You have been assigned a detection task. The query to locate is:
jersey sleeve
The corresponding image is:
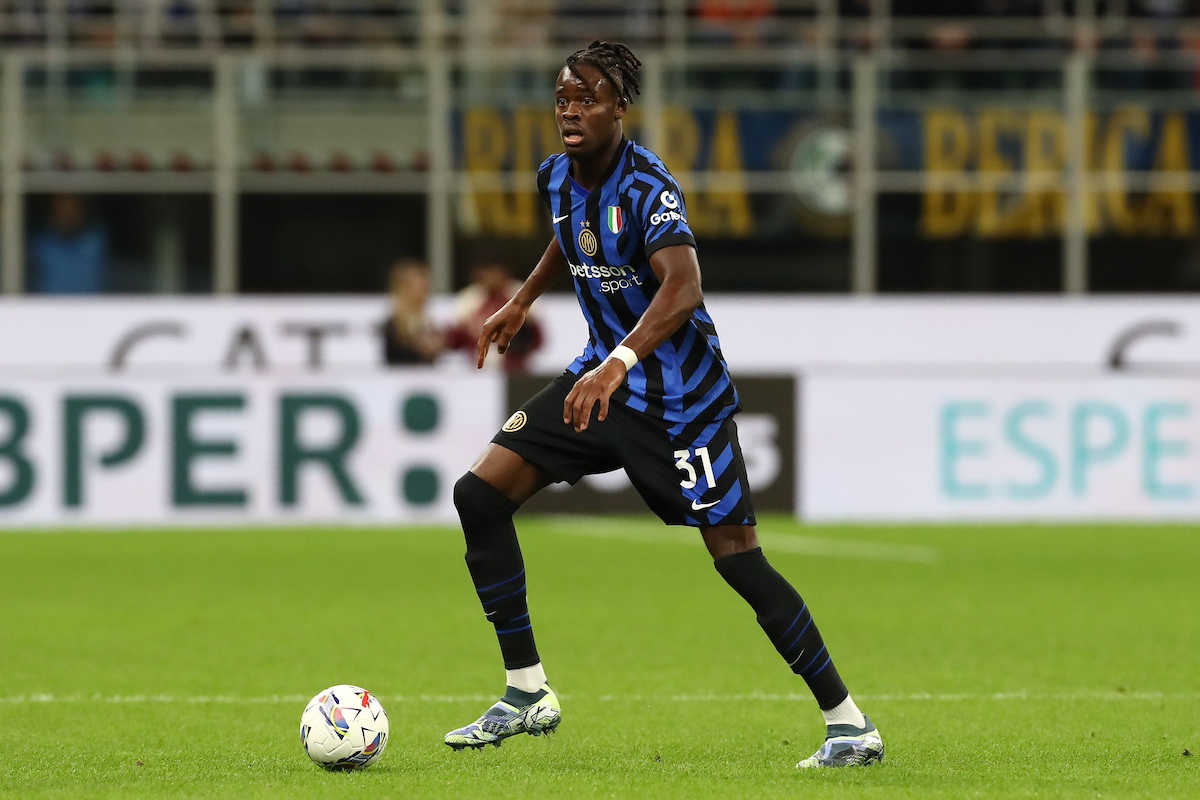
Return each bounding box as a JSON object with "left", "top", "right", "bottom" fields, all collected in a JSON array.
[
  {"left": 537, "top": 155, "right": 557, "bottom": 212},
  {"left": 639, "top": 167, "right": 696, "bottom": 258}
]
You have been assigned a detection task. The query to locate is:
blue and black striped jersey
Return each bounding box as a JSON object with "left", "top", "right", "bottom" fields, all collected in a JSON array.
[{"left": 538, "top": 137, "right": 740, "bottom": 429}]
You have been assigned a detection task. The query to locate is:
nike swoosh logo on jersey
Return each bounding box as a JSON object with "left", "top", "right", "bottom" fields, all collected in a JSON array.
[
  {"left": 552, "top": 213, "right": 570, "bottom": 224},
  {"left": 691, "top": 499, "right": 720, "bottom": 511}
]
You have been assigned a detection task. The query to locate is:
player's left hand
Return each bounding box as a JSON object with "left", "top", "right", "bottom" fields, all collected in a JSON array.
[{"left": 563, "top": 359, "right": 626, "bottom": 433}]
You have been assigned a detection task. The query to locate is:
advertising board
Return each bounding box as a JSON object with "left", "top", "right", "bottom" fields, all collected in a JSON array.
[
  {"left": 803, "top": 374, "right": 1200, "bottom": 521},
  {"left": 7, "top": 296, "right": 1200, "bottom": 376},
  {"left": 0, "top": 373, "right": 501, "bottom": 527},
  {"left": 9, "top": 297, "right": 1200, "bottom": 524}
]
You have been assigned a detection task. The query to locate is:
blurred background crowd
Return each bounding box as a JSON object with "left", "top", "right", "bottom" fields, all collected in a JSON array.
[
  {"left": 4, "top": 1, "right": 1200, "bottom": 302},
  {"left": 2, "top": 2, "right": 1198, "bottom": 56}
]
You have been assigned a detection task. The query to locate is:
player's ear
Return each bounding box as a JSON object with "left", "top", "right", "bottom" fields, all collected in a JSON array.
[{"left": 614, "top": 98, "right": 627, "bottom": 120}]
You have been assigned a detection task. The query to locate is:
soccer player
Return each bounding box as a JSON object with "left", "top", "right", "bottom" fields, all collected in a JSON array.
[{"left": 444, "top": 40, "right": 884, "bottom": 769}]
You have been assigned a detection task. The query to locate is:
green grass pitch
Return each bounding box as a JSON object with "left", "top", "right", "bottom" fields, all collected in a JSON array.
[{"left": 1, "top": 516, "right": 1196, "bottom": 799}]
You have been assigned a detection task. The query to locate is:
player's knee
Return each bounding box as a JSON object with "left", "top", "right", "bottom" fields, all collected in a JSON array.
[
  {"left": 702, "top": 525, "right": 760, "bottom": 561},
  {"left": 454, "top": 471, "right": 516, "bottom": 526},
  {"left": 452, "top": 472, "right": 489, "bottom": 520}
]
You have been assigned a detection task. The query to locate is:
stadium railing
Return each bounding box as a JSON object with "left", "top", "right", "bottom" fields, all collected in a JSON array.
[
  {"left": 3, "top": 1, "right": 1200, "bottom": 295},
  {"left": 4, "top": 1, "right": 1200, "bottom": 53}
]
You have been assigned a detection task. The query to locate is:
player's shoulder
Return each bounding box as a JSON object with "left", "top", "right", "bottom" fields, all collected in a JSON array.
[
  {"left": 620, "top": 140, "right": 680, "bottom": 193},
  {"left": 537, "top": 153, "right": 564, "bottom": 200},
  {"left": 628, "top": 142, "right": 676, "bottom": 176}
]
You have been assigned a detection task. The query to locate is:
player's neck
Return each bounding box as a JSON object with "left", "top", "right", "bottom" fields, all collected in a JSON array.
[{"left": 569, "top": 130, "right": 625, "bottom": 192}]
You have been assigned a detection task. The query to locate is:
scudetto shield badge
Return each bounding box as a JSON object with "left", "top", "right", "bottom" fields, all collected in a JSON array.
[{"left": 607, "top": 206, "right": 624, "bottom": 234}]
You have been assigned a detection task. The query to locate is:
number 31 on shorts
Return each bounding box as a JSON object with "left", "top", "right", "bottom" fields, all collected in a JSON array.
[{"left": 674, "top": 447, "right": 716, "bottom": 490}]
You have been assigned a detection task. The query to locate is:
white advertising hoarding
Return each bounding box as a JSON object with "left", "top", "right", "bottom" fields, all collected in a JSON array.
[
  {"left": 0, "top": 373, "right": 502, "bottom": 527},
  {"left": 803, "top": 374, "right": 1200, "bottom": 521},
  {"left": 3, "top": 296, "right": 1199, "bottom": 373},
  {"left": 8, "top": 296, "right": 1200, "bottom": 524},
  {"left": 0, "top": 298, "right": 411, "bottom": 372}
]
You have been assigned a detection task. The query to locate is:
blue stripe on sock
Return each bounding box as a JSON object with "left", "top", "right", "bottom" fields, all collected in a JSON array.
[
  {"left": 496, "top": 624, "right": 532, "bottom": 635},
  {"left": 807, "top": 655, "right": 833, "bottom": 680},
  {"left": 800, "top": 645, "right": 828, "bottom": 675},
  {"left": 476, "top": 568, "right": 525, "bottom": 594},
  {"left": 482, "top": 583, "right": 527, "bottom": 607},
  {"left": 776, "top": 603, "right": 808, "bottom": 642},
  {"left": 782, "top": 616, "right": 814, "bottom": 656}
]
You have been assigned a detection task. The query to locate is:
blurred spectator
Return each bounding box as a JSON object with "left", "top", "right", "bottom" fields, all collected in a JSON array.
[
  {"left": 892, "top": 0, "right": 1031, "bottom": 90},
  {"left": 505, "top": 0, "right": 557, "bottom": 50},
  {"left": 894, "top": 0, "right": 976, "bottom": 55},
  {"left": 445, "top": 255, "right": 543, "bottom": 373},
  {"left": 974, "top": 0, "right": 1055, "bottom": 90},
  {"left": 557, "top": 0, "right": 662, "bottom": 46},
  {"left": 1100, "top": 0, "right": 1198, "bottom": 91},
  {"left": 0, "top": 1, "right": 47, "bottom": 47},
  {"left": 693, "top": 0, "right": 776, "bottom": 48},
  {"left": 689, "top": 0, "right": 781, "bottom": 89},
  {"left": 383, "top": 259, "right": 444, "bottom": 365},
  {"left": 838, "top": 0, "right": 875, "bottom": 50},
  {"left": 455, "top": 0, "right": 556, "bottom": 99},
  {"left": 219, "top": 0, "right": 259, "bottom": 47},
  {"left": 28, "top": 193, "right": 108, "bottom": 294},
  {"left": 157, "top": 0, "right": 217, "bottom": 48}
]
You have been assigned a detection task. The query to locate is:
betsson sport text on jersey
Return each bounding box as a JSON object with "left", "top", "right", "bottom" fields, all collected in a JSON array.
[{"left": 567, "top": 262, "right": 645, "bottom": 294}]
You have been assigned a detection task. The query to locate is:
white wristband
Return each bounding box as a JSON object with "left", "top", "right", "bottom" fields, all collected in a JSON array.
[{"left": 607, "top": 345, "right": 639, "bottom": 371}]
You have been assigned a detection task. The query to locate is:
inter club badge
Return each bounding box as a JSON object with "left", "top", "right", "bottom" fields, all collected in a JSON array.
[{"left": 578, "top": 226, "right": 598, "bottom": 256}]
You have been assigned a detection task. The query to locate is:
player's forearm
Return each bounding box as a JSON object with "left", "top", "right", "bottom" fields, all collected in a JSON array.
[
  {"left": 512, "top": 238, "right": 568, "bottom": 309},
  {"left": 617, "top": 273, "right": 703, "bottom": 360}
]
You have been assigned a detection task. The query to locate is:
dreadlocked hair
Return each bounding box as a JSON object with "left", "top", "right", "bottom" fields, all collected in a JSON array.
[{"left": 566, "top": 40, "right": 642, "bottom": 105}]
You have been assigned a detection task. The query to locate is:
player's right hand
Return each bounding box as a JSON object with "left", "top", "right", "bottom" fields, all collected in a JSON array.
[
  {"left": 476, "top": 300, "right": 528, "bottom": 368},
  {"left": 563, "top": 358, "right": 626, "bottom": 433}
]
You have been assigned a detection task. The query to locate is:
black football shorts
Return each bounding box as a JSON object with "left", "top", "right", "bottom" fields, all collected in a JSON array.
[{"left": 491, "top": 372, "right": 756, "bottom": 528}]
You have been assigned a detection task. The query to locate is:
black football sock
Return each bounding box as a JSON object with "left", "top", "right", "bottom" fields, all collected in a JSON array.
[
  {"left": 453, "top": 472, "right": 540, "bottom": 670},
  {"left": 714, "top": 547, "right": 849, "bottom": 710}
]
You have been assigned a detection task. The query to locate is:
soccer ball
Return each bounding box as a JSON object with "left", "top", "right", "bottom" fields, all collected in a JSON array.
[{"left": 300, "top": 685, "right": 389, "bottom": 770}]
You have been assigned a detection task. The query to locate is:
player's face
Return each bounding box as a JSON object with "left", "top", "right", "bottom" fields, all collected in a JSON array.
[{"left": 554, "top": 64, "right": 625, "bottom": 160}]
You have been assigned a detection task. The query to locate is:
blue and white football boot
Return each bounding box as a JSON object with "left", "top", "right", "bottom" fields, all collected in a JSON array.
[
  {"left": 444, "top": 684, "right": 561, "bottom": 750},
  {"left": 796, "top": 716, "right": 884, "bottom": 768}
]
